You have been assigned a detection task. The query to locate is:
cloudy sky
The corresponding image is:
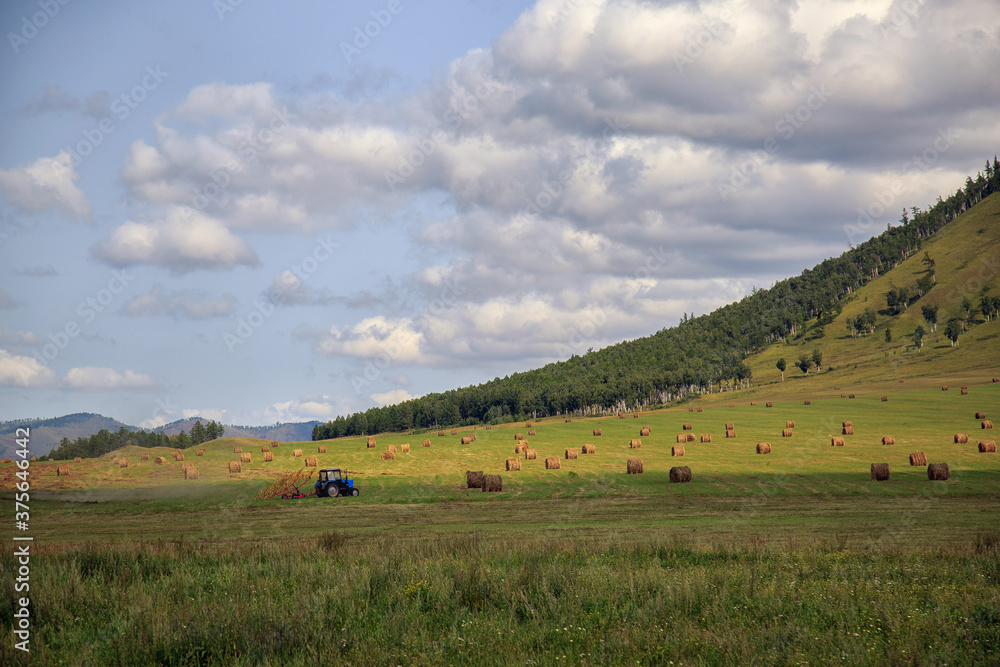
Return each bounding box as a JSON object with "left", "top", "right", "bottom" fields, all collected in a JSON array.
[{"left": 1, "top": 0, "right": 998, "bottom": 428}]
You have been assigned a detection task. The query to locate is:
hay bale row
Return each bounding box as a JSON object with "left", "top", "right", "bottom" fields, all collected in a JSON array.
[
  {"left": 582, "top": 443, "right": 596, "bottom": 454},
  {"left": 565, "top": 448, "right": 578, "bottom": 459},
  {"left": 871, "top": 463, "right": 890, "bottom": 481},
  {"left": 185, "top": 466, "right": 199, "bottom": 480},
  {"left": 482, "top": 475, "right": 502, "bottom": 492},
  {"left": 928, "top": 462, "right": 950, "bottom": 480},
  {"left": 672, "top": 445, "right": 684, "bottom": 457},
  {"left": 979, "top": 441, "right": 997, "bottom": 453},
  {"left": 954, "top": 434, "right": 969, "bottom": 444},
  {"left": 506, "top": 458, "right": 521, "bottom": 471},
  {"left": 229, "top": 461, "right": 241, "bottom": 473},
  {"left": 831, "top": 437, "right": 845, "bottom": 447},
  {"left": 882, "top": 435, "right": 895, "bottom": 445},
  {"left": 700, "top": 433, "right": 711, "bottom": 443},
  {"left": 305, "top": 455, "right": 318, "bottom": 467},
  {"left": 318, "top": 445, "right": 327, "bottom": 453},
  {"left": 593, "top": 428, "right": 602, "bottom": 436},
  {"left": 782, "top": 428, "right": 792, "bottom": 437},
  {"left": 756, "top": 442, "right": 771, "bottom": 455},
  {"left": 843, "top": 426, "right": 855, "bottom": 435},
  {"left": 630, "top": 439, "right": 641, "bottom": 449},
  {"left": 669, "top": 465, "right": 691, "bottom": 483},
  {"left": 545, "top": 457, "right": 560, "bottom": 469},
  {"left": 381, "top": 450, "right": 395, "bottom": 461},
  {"left": 466, "top": 470, "right": 484, "bottom": 489},
  {"left": 240, "top": 452, "right": 251, "bottom": 463},
  {"left": 627, "top": 458, "right": 644, "bottom": 474},
  {"left": 909, "top": 451, "right": 926, "bottom": 466},
  {"left": 983, "top": 421, "right": 994, "bottom": 429},
  {"left": 725, "top": 429, "right": 736, "bottom": 438},
  {"left": 525, "top": 448, "right": 537, "bottom": 460},
  {"left": 264, "top": 452, "right": 274, "bottom": 462}
]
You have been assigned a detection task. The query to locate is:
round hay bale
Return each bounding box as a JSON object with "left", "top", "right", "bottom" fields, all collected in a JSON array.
[
  {"left": 461, "top": 436, "right": 473, "bottom": 445},
  {"left": 682, "top": 423, "right": 692, "bottom": 431},
  {"left": 640, "top": 427, "right": 651, "bottom": 436},
  {"left": 725, "top": 422, "right": 734, "bottom": 430},
  {"left": 750, "top": 402, "right": 757, "bottom": 406},
  {"left": 305, "top": 455, "right": 318, "bottom": 467},
  {"left": 983, "top": 421, "right": 994, "bottom": 429},
  {"left": 196, "top": 450, "right": 205, "bottom": 457},
  {"left": 756, "top": 442, "right": 771, "bottom": 454},
  {"left": 843, "top": 426, "right": 855, "bottom": 435},
  {"left": 870, "top": 463, "right": 890, "bottom": 481},
  {"left": 515, "top": 433, "right": 524, "bottom": 441},
  {"left": 634, "top": 413, "right": 640, "bottom": 418},
  {"left": 848, "top": 394, "right": 856, "bottom": 399},
  {"left": 909, "top": 451, "right": 926, "bottom": 466},
  {"left": 730, "top": 403, "right": 735, "bottom": 407},
  {"left": 401, "top": 443, "right": 410, "bottom": 453},
  {"left": 368, "top": 436, "right": 377, "bottom": 447},
  {"left": 525, "top": 448, "right": 537, "bottom": 460},
  {"left": 831, "top": 437, "right": 845, "bottom": 447},
  {"left": 482, "top": 474, "right": 503, "bottom": 492},
  {"left": 438, "top": 431, "right": 445, "bottom": 437},
  {"left": 387, "top": 444, "right": 397, "bottom": 454},
  {"left": 565, "top": 417, "right": 572, "bottom": 422},
  {"left": 525, "top": 422, "right": 532, "bottom": 427},
  {"left": 881, "top": 396, "right": 888, "bottom": 402},
  {"left": 471, "top": 434, "right": 477, "bottom": 442},
  {"left": 766, "top": 402, "right": 773, "bottom": 408},
  {"left": 834, "top": 385, "right": 840, "bottom": 390},
  {"left": 234, "top": 446, "right": 242, "bottom": 454},
  {"left": 803, "top": 400, "right": 811, "bottom": 406},
  {"left": 630, "top": 439, "right": 641, "bottom": 449},
  {"left": 422, "top": 439, "right": 431, "bottom": 447},
  {"left": 174, "top": 453, "right": 185, "bottom": 461},
  {"left": 671, "top": 445, "right": 684, "bottom": 457},
  {"left": 154, "top": 457, "right": 166, "bottom": 465},
  {"left": 366, "top": 441, "right": 375, "bottom": 449},
  {"left": 582, "top": 443, "right": 596, "bottom": 454},
  {"left": 592, "top": 428, "right": 602, "bottom": 436},
  {"left": 841, "top": 393, "right": 847, "bottom": 398},
  {"left": 506, "top": 457, "right": 522, "bottom": 471},
  {"left": 927, "top": 462, "right": 950, "bottom": 481},
  {"left": 229, "top": 461, "right": 241, "bottom": 474},
  {"left": 619, "top": 412, "right": 627, "bottom": 419},
  {"left": 687, "top": 407, "right": 694, "bottom": 412},
  {"left": 57, "top": 466, "right": 70, "bottom": 476},
  {"left": 241, "top": 452, "right": 251, "bottom": 463},
  {"left": 975, "top": 412, "right": 986, "bottom": 419},
  {"left": 318, "top": 445, "right": 327, "bottom": 453},
  {"left": 514, "top": 442, "right": 527, "bottom": 454},
  {"left": 261, "top": 445, "right": 270, "bottom": 452},
  {"left": 528, "top": 429, "right": 536, "bottom": 436},
  {"left": 544, "top": 456, "right": 560, "bottom": 470},
  {"left": 961, "top": 388, "right": 968, "bottom": 395},
  {"left": 696, "top": 407, "right": 704, "bottom": 413},
  {"left": 565, "top": 448, "right": 578, "bottom": 459},
  {"left": 978, "top": 441, "right": 997, "bottom": 453},
  {"left": 676, "top": 434, "right": 686, "bottom": 443},
  {"left": 782, "top": 429, "right": 792, "bottom": 438},
  {"left": 686, "top": 433, "right": 695, "bottom": 442},
  {"left": 466, "top": 470, "right": 485, "bottom": 488},
  {"left": 293, "top": 448, "right": 304, "bottom": 457},
  {"left": 785, "top": 421, "right": 795, "bottom": 428},
  {"left": 263, "top": 452, "right": 274, "bottom": 462},
  {"left": 380, "top": 450, "right": 395, "bottom": 461},
  {"left": 843, "top": 421, "right": 853, "bottom": 427},
  {"left": 668, "top": 465, "right": 691, "bottom": 483},
  {"left": 75, "top": 456, "right": 83, "bottom": 463},
  {"left": 941, "top": 386, "right": 948, "bottom": 391},
  {"left": 882, "top": 435, "right": 895, "bottom": 445},
  {"left": 451, "top": 429, "right": 458, "bottom": 436},
  {"left": 271, "top": 441, "right": 279, "bottom": 447},
  {"left": 994, "top": 377, "right": 1000, "bottom": 383},
  {"left": 486, "top": 424, "right": 492, "bottom": 429},
  {"left": 627, "top": 458, "right": 644, "bottom": 474},
  {"left": 700, "top": 433, "right": 711, "bottom": 443},
  {"left": 185, "top": 467, "right": 200, "bottom": 480},
  {"left": 30, "top": 457, "right": 36, "bottom": 462},
  {"left": 725, "top": 429, "right": 736, "bottom": 438},
  {"left": 954, "top": 434, "right": 969, "bottom": 444}
]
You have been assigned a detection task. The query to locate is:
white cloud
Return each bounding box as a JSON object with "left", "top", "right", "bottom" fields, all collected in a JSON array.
[
  {"left": 121, "top": 284, "right": 235, "bottom": 319},
  {"left": 91, "top": 206, "right": 258, "bottom": 272},
  {"left": 315, "top": 316, "right": 425, "bottom": 364},
  {"left": 0, "top": 349, "right": 57, "bottom": 387},
  {"left": 265, "top": 396, "right": 340, "bottom": 422},
  {"left": 64, "top": 367, "right": 155, "bottom": 391},
  {"left": 370, "top": 389, "right": 416, "bottom": 406},
  {"left": 0, "top": 151, "right": 92, "bottom": 220}
]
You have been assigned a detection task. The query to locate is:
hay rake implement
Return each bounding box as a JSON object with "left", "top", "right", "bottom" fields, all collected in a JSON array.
[{"left": 256, "top": 469, "right": 315, "bottom": 500}]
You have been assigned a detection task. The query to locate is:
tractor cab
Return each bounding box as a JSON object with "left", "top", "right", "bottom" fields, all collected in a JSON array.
[{"left": 316, "top": 468, "right": 358, "bottom": 498}]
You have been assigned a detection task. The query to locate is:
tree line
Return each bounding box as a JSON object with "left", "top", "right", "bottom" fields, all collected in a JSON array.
[{"left": 48, "top": 420, "right": 225, "bottom": 460}]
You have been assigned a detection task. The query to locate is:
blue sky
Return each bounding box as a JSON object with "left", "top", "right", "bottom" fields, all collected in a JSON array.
[{"left": 1, "top": 0, "right": 998, "bottom": 428}]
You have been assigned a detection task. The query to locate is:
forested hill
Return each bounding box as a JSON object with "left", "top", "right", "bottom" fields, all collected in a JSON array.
[{"left": 313, "top": 158, "right": 1000, "bottom": 439}]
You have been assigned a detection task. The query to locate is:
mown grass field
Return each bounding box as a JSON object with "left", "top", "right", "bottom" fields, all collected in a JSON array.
[{"left": 4, "top": 380, "right": 1000, "bottom": 665}]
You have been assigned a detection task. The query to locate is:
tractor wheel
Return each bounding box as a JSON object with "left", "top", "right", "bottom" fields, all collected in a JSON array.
[
  {"left": 351, "top": 488, "right": 359, "bottom": 496},
  {"left": 326, "top": 483, "right": 339, "bottom": 498}
]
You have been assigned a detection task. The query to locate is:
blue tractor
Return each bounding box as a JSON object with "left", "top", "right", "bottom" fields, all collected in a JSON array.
[{"left": 316, "top": 468, "right": 359, "bottom": 497}]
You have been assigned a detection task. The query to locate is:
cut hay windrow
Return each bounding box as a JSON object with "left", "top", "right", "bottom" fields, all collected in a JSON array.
[
  {"left": 756, "top": 442, "right": 771, "bottom": 455},
  {"left": 593, "top": 428, "right": 602, "bottom": 436},
  {"left": 57, "top": 466, "right": 70, "bottom": 476},
  {"left": 785, "top": 421, "right": 795, "bottom": 428},
  {"left": 461, "top": 436, "right": 474, "bottom": 445},
  {"left": 582, "top": 443, "right": 596, "bottom": 454},
  {"left": 700, "top": 433, "right": 711, "bottom": 443},
  {"left": 725, "top": 429, "right": 736, "bottom": 438},
  {"left": 682, "top": 423, "right": 692, "bottom": 430},
  {"left": 978, "top": 441, "right": 997, "bottom": 453},
  {"left": 928, "top": 462, "right": 950, "bottom": 481},
  {"left": 881, "top": 396, "right": 888, "bottom": 402},
  {"left": 630, "top": 439, "right": 641, "bottom": 449},
  {"left": 318, "top": 445, "right": 327, "bottom": 453},
  {"left": 506, "top": 457, "right": 522, "bottom": 471},
  {"left": 669, "top": 466, "right": 691, "bottom": 483},
  {"left": 954, "top": 434, "right": 969, "bottom": 444},
  {"left": 565, "top": 448, "right": 578, "bottom": 459},
  {"left": 528, "top": 429, "right": 536, "bottom": 436},
  {"left": 843, "top": 426, "right": 855, "bottom": 435},
  {"left": 626, "top": 458, "right": 644, "bottom": 474},
  {"left": 515, "top": 442, "right": 527, "bottom": 454},
  {"left": 843, "top": 421, "right": 853, "bottom": 427},
  {"left": 482, "top": 474, "right": 503, "bottom": 493},
  {"left": 831, "top": 437, "right": 845, "bottom": 447},
  {"left": 305, "top": 455, "right": 318, "bottom": 467},
  {"left": 983, "top": 421, "right": 994, "bottom": 429},
  {"left": 766, "top": 402, "right": 773, "bottom": 408},
  {"left": 686, "top": 433, "right": 695, "bottom": 442},
  {"left": 240, "top": 453, "right": 251, "bottom": 463},
  {"left": 154, "top": 457, "right": 166, "bottom": 465},
  {"left": 185, "top": 467, "right": 199, "bottom": 480},
  {"left": 976, "top": 412, "right": 986, "bottom": 419},
  {"left": 118, "top": 458, "right": 129, "bottom": 468},
  {"left": 545, "top": 456, "right": 560, "bottom": 469},
  {"left": 640, "top": 427, "right": 651, "bottom": 436},
  {"left": 525, "top": 448, "right": 537, "bottom": 460},
  {"left": 422, "top": 439, "right": 431, "bottom": 447},
  {"left": 381, "top": 450, "right": 395, "bottom": 461},
  {"left": 672, "top": 445, "right": 684, "bottom": 457},
  {"left": 264, "top": 452, "right": 274, "bottom": 462},
  {"left": 75, "top": 456, "right": 83, "bottom": 463},
  {"left": 882, "top": 435, "right": 896, "bottom": 445},
  {"left": 387, "top": 444, "right": 397, "bottom": 454},
  {"left": 234, "top": 446, "right": 242, "bottom": 453},
  {"left": 401, "top": 443, "right": 410, "bottom": 453},
  {"left": 294, "top": 448, "right": 304, "bottom": 457},
  {"left": 870, "top": 463, "right": 890, "bottom": 481},
  {"left": 725, "top": 423, "right": 734, "bottom": 430},
  {"left": 909, "top": 451, "right": 927, "bottom": 466},
  {"left": 466, "top": 470, "right": 484, "bottom": 489},
  {"left": 515, "top": 433, "right": 524, "bottom": 441},
  {"left": 229, "top": 461, "right": 241, "bottom": 474},
  {"left": 782, "top": 429, "right": 792, "bottom": 437}
]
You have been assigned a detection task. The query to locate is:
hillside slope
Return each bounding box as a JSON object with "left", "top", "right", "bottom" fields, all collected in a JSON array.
[{"left": 0, "top": 413, "right": 135, "bottom": 459}]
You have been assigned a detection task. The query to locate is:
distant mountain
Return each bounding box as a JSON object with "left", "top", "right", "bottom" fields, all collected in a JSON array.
[
  {"left": 153, "top": 418, "right": 319, "bottom": 442},
  {"left": 0, "top": 413, "right": 136, "bottom": 459}
]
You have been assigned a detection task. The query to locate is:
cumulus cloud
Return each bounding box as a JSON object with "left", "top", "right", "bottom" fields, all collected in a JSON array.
[
  {"left": 0, "top": 349, "right": 57, "bottom": 387},
  {"left": 265, "top": 395, "right": 340, "bottom": 422},
  {"left": 313, "top": 316, "right": 425, "bottom": 364},
  {"left": 0, "top": 151, "right": 92, "bottom": 221},
  {"left": 91, "top": 206, "right": 258, "bottom": 272},
  {"left": 121, "top": 284, "right": 236, "bottom": 319},
  {"left": 63, "top": 367, "right": 155, "bottom": 391},
  {"left": 370, "top": 389, "right": 416, "bottom": 406}
]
